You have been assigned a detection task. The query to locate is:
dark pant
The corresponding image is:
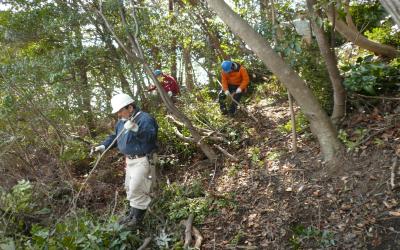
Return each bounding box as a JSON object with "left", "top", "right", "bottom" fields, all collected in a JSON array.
[{"left": 218, "top": 85, "right": 243, "bottom": 115}]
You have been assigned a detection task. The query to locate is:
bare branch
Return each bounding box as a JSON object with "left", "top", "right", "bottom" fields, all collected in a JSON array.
[
  {"left": 192, "top": 226, "right": 203, "bottom": 249},
  {"left": 214, "top": 144, "right": 239, "bottom": 162},
  {"left": 180, "top": 214, "right": 194, "bottom": 248},
  {"left": 137, "top": 237, "right": 152, "bottom": 250},
  {"left": 173, "top": 127, "right": 195, "bottom": 142}
]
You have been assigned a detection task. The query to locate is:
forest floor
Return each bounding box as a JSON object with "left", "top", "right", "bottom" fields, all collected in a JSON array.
[
  {"left": 170, "top": 96, "right": 400, "bottom": 249},
  {"left": 71, "top": 95, "right": 400, "bottom": 249}
]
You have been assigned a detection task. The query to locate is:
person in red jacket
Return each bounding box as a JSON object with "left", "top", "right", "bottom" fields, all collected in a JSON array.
[
  {"left": 219, "top": 60, "right": 249, "bottom": 116},
  {"left": 148, "top": 69, "right": 180, "bottom": 97}
]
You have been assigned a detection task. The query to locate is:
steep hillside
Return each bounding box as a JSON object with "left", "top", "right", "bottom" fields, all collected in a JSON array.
[{"left": 172, "top": 97, "right": 400, "bottom": 249}]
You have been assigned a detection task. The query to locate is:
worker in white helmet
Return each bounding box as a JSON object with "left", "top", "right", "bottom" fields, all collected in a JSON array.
[{"left": 91, "top": 93, "right": 158, "bottom": 228}]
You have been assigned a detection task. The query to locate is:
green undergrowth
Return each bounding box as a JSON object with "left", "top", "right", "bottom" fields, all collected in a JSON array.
[
  {"left": 0, "top": 180, "right": 143, "bottom": 249},
  {"left": 1, "top": 178, "right": 238, "bottom": 249},
  {"left": 152, "top": 180, "right": 237, "bottom": 225},
  {"left": 289, "top": 224, "right": 336, "bottom": 249}
]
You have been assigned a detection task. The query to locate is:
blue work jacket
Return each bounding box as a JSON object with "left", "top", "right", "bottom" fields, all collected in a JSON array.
[{"left": 102, "top": 110, "right": 158, "bottom": 156}]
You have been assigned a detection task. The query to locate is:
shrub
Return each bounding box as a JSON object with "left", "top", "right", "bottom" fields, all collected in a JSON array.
[{"left": 341, "top": 55, "right": 400, "bottom": 95}]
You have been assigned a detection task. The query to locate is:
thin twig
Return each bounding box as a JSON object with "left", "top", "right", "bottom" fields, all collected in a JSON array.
[
  {"left": 208, "top": 159, "right": 218, "bottom": 189},
  {"left": 352, "top": 93, "right": 400, "bottom": 101},
  {"left": 391, "top": 157, "right": 398, "bottom": 189},
  {"left": 109, "top": 190, "right": 119, "bottom": 221}
]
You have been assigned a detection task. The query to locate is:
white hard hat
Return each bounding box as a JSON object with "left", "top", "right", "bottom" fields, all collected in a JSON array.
[{"left": 110, "top": 93, "right": 134, "bottom": 114}]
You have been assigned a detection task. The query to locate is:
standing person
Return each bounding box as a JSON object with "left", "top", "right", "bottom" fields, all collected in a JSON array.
[
  {"left": 91, "top": 93, "right": 158, "bottom": 228},
  {"left": 219, "top": 60, "right": 250, "bottom": 116},
  {"left": 148, "top": 69, "right": 180, "bottom": 97}
]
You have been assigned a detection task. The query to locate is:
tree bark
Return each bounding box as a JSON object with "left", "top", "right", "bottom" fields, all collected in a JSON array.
[
  {"left": 326, "top": 7, "right": 400, "bottom": 58},
  {"left": 71, "top": 4, "right": 96, "bottom": 137},
  {"left": 176, "top": 0, "right": 228, "bottom": 61},
  {"left": 307, "top": 0, "right": 346, "bottom": 125},
  {"left": 380, "top": 0, "right": 400, "bottom": 26},
  {"left": 100, "top": 28, "right": 134, "bottom": 97},
  {"left": 183, "top": 45, "right": 195, "bottom": 91},
  {"left": 169, "top": 0, "right": 178, "bottom": 79},
  {"left": 206, "top": 0, "right": 342, "bottom": 162}
]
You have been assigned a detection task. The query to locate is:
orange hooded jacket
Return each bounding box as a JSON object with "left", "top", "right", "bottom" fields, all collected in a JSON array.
[{"left": 221, "top": 65, "right": 249, "bottom": 91}]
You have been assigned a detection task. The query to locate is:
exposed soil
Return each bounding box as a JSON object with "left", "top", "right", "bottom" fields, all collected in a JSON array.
[{"left": 192, "top": 98, "right": 400, "bottom": 249}]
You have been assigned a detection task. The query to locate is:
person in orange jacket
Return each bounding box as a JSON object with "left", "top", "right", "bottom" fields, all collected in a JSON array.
[{"left": 219, "top": 60, "right": 250, "bottom": 116}]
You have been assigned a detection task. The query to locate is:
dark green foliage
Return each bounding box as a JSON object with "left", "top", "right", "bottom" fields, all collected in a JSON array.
[
  {"left": 289, "top": 224, "right": 335, "bottom": 249},
  {"left": 155, "top": 110, "right": 197, "bottom": 159},
  {"left": 297, "top": 43, "right": 333, "bottom": 113},
  {"left": 29, "top": 215, "right": 141, "bottom": 249},
  {"left": 342, "top": 56, "right": 400, "bottom": 95},
  {"left": 349, "top": 1, "right": 386, "bottom": 33},
  {"left": 0, "top": 181, "right": 141, "bottom": 249},
  {"left": 154, "top": 181, "right": 212, "bottom": 224}
]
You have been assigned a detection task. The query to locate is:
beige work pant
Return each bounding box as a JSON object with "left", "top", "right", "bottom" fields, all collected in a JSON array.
[{"left": 125, "top": 156, "right": 154, "bottom": 210}]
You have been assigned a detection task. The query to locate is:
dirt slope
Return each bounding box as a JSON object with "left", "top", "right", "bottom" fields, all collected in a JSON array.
[{"left": 192, "top": 98, "right": 400, "bottom": 249}]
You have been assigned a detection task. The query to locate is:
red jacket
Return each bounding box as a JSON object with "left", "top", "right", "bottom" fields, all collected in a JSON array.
[
  {"left": 161, "top": 74, "right": 180, "bottom": 95},
  {"left": 148, "top": 74, "right": 180, "bottom": 95}
]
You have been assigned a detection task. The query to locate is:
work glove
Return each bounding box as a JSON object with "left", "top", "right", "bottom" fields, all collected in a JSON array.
[
  {"left": 235, "top": 88, "right": 242, "bottom": 94},
  {"left": 90, "top": 145, "right": 105, "bottom": 156},
  {"left": 167, "top": 91, "right": 173, "bottom": 97},
  {"left": 224, "top": 89, "right": 230, "bottom": 95},
  {"left": 124, "top": 120, "right": 139, "bottom": 133}
]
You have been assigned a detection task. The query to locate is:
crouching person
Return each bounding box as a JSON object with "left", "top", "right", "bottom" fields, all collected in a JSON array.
[
  {"left": 91, "top": 93, "right": 158, "bottom": 228},
  {"left": 219, "top": 60, "right": 250, "bottom": 116}
]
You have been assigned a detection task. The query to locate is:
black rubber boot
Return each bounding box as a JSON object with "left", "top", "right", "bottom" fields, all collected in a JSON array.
[
  {"left": 126, "top": 208, "right": 146, "bottom": 228},
  {"left": 218, "top": 91, "right": 228, "bottom": 115},
  {"left": 229, "top": 92, "right": 242, "bottom": 115},
  {"left": 119, "top": 207, "right": 135, "bottom": 225}
]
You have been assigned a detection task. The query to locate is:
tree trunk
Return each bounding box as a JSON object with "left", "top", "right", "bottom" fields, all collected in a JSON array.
[
  {"left": 71, "top": 13, "right": 96, "bottom": 136},
  {"left": 288, "top": 93, "right": 297, "bottom": 153},
  {"left": 176, "top": 0, "right": 228, "bottom": 61},
  {"left": 259, "top": 0, "right": 272, "bottom": 23},
  {"left": 380, "top": 0, "right": 400, "bottom": 26},
  {"left": 183, "top": 45, "right": 195, "bottom": 91},
  {"left": 102, "top": 33, "right": 134, "bottom": 97},
  {"left": 206, "top": 0, "right": 342, "bottom": 162},
  {"left": 326, "top": 7, "right": 400, "bottom": 58},
  {"left": 307, "top": 0, "right": 346, "bottom": 125},
  {"left": 169, "top": 0, "right": 178, "bottom": 79}
]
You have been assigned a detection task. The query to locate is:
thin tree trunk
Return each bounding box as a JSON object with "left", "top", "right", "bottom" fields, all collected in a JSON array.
[
  {"left": 206, "top": 0, "right": 342, "bottom": 163},
  {"left": 307, "top": 0, "right": 346, "bottom": 125},
  {"left": 169, "top": 0, "right": 178, "bottom": 79},
  {"left": 68, "top": 1, "right": 96, "bottom": 137},
  {"left": 83, "top": 5, "right": 134, "bottom": 98},
  {"left": 259, "top": 0, "right": 271, "bottom": 23},
  {"left": 270, "top": 0, "right": 298, "bottom": 152},
  {"left": 380, "top": 0, "right": 400, "bottom": 27},
  {"left": 183, "top": 45, "right": 195, "bottom": 91},
  {"left": 288, "top": 93, "right": 297, "bottom": 153},
  {"left": 103, "top": 34, "right": 134, "bottom": 97},
  {"left": 326, "top": 7, "right": 400, "bottom": 58},
  {"left": 176, "top": 0, "right": 228, "bottom": 61}
]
